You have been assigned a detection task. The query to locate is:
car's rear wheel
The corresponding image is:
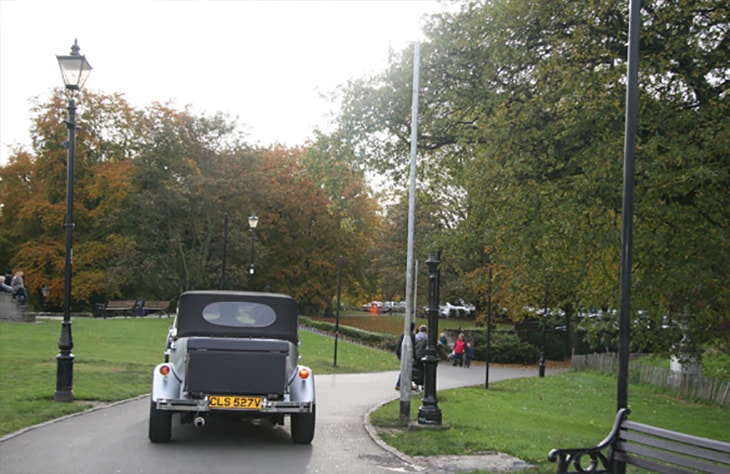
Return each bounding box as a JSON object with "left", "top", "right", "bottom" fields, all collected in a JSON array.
[
  {"left": 290, "top": 406, "right": 315, "bottom": 444},
  {"left": 148, "top": 400, "right": 172, "bottom": 442}
]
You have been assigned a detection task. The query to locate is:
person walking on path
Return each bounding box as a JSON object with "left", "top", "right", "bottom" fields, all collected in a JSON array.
[
  {"left": 394, "top": 323, "right": 416, "bottom": 390},
  {"left": 464, "top": 342, "right": 474, "bottom": 368},
  {"left": 413, "top": 325, "right": 428, "bottom": 390},
  {"left": 437, "top": 332, "right": 449, "bottom": 360},
  {"left": 452, "top": 332, "right": 466, "bottom": 367}
]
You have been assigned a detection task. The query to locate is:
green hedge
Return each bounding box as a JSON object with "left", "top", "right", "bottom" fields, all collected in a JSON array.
[
  {"left": 300, "top": 319, "right": 541, "bottom": 365},
  {"left": 299, "top": 316, "right": 396, "bottom": 352},
  {"left": 469, "top": 331, "right": 541, "bottom": 364}
]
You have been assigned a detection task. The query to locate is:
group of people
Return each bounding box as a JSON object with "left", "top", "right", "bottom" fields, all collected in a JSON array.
[
  {"left": 1, "top": 269, "right": 28, "bottom": 304},
  {"left": 395, "top": 325, "right": 476, "bottom": 392},
  {"left": 441, "top": 331, "right": 475, "bottom": 368}
]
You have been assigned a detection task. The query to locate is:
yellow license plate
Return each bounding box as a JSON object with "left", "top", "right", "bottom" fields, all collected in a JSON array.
[{"left": 208, "top": 395, "right": 263, "bottom": 410}]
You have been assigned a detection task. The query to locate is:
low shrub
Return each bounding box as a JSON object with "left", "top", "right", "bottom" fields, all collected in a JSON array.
[
  {"left": 471, "top": 331, "right": 540, "bottom": 364},
  {"left": 299, "top": 316, "right": 395, "bottom": 351}
]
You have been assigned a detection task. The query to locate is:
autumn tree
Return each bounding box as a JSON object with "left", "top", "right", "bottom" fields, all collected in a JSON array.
[
  {"left": 1, "top": 93, "right": 380, "bottom": 314},
  {"left": 1, "top": 89, "right": 138, "bottom": 309}
]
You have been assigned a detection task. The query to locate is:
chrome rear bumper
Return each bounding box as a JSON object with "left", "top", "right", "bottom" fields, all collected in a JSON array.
[{"left": 155, "top": 398, "right": 313, "bottom": 413}]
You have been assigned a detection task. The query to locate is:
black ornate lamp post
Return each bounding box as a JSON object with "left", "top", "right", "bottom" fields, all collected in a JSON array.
[
  {"left": 485, "top": 267, "right": 492, "bottom": 388},
  {"left": 221, "top": 213, "right": 228, "bottom": 289},
  {"left": 41, "top": 284, "right": 51, "bottom": 312},
  {"left": 248, "top": 213, "right": 259, "bottom": 279},
  {"left": 55, "top": 39, "right": 92, "bottom": 402},
  {"left": 418, "top": 254, "right": 442, "bottom": 425},
  {"left": 539, "top": 279, "right": 549, "bottom": 378}
]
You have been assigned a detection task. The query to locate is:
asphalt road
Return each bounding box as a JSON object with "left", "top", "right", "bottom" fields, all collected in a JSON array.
[{"left": 0, "top": 363, "right": 557, "bottom": 474}]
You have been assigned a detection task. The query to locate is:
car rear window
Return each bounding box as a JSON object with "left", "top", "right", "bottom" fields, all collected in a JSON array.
[{"left": 201, "top": 301, "right": 276, "bottom": 328}]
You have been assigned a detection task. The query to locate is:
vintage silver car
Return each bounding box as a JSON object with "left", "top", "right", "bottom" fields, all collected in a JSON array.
[{"left": 148, "top": 290, "right": 315, "bottom": 444}]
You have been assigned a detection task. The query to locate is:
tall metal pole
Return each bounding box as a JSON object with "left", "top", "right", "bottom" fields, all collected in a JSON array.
[
  {"left": 55, "top": 97, "right": 76, "bottom": 402},
  {"left": 618, "top": 0, "right": 641, "bottom": 414},
  {"left": 413, "top": 259, "right": 418, "bottom": 318},
  {"left": 334, "top": 256, "right": 342, "bottom": 367},
  {"left": 418, "top": 254, "right": 442, "bottom": 425},
  {"left": 221, "top": 213, "right": 228, "bottom": 289},
  {"left": 400, "top": 41, "right": 421, "bottom": 421}
]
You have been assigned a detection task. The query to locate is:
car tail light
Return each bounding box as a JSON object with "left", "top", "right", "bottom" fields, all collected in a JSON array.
[
  {"left": 159, "top": 364, "right": 171, "bottom": 376},
  {"left": 298, "top": 367, "right": 310, "bottom": 379}
]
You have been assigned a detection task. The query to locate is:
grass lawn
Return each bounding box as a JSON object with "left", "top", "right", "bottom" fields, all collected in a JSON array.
[
  {"left": 1, "top": 315, "right": 727, "bottom": 474},
  {"left": 0, "top": 316, "right": 399, "bottom": 437},
  {"left": 370, "top": 371, "right": 730, "bottom": 473}
]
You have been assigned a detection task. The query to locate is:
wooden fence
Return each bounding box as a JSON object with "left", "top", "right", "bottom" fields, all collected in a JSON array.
[{"left": 571, "top": 352, "right": 730, "bottom": 407}]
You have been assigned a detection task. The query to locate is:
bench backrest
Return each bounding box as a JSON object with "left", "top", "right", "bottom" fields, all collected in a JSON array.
[
  {"left": 106, "top": 300, "right": 136, "bottom": 309},
  {"left": 613, "top": 420, "right": 730, "bottom": 474},
  {"left": 144, "top": 301, "right": 169, "bottom": 309}
]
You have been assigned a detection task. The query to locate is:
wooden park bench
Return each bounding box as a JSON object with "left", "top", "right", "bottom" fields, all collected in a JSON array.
[
  {"left": 143, "top": 300, "right": 171, "bottom": 317},
  {"left": 548, "top": 407, "right": 730, "bottom": 473},
  {"left": 94, "top": 300, "right": 141, "bottom": 318}
]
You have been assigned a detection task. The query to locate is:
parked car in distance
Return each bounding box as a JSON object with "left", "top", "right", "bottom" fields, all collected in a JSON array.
[
  {"left": 439, "top": 301, "right": 474, "bottom": 318},
  {"left": 382, "top": 301, "right": 408, "bottom": 313},
  {"left": 148, "top": 290, "right": 315, "bottom": 444},
  {"left": 361, "top": 301, "right": 383, "bottom": 313}
]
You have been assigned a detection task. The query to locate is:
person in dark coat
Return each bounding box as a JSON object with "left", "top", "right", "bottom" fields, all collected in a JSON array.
[{"left": 413, "top": 325, "right": 428, "bottom": 390}]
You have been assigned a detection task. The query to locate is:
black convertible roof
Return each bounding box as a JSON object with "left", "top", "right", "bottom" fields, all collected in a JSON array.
[{"left": 175, "top": 291, "right": 299, "bottom": 343}]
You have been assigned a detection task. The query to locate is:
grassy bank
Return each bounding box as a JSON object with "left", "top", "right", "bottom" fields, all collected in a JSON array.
[
  {"left": 370, "top": 371, "right": 730, "bottom": 473},
  {"left": 0, "top": 317, "right": 399, "bottom": 437}
]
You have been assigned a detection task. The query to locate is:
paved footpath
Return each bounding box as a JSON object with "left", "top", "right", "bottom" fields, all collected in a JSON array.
[{"left": 0, "top": 363, "right": 563, "bottom": 474}]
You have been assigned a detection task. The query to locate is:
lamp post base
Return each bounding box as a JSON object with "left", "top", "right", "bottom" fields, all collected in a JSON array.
[
  {"left": 54, "top": 390, "right": 73, "bottom": 403},
  {"left": 539, "top": 352, "right": 546, "bottom": 378},
  {"left": 417, "top": 403, "right": 442, "bottom": 425},
  {"left": 418, "top": 354, "right": 442, "bottom": 425},
  {"left": 55, "top": 353, "right": 74, "bottom": 402}
]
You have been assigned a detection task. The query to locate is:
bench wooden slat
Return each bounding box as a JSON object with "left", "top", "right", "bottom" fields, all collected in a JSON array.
[
  {"left": 623, "top": 420, "right": 730, "bottom": 454},
  {"left": 621, "top": 429, "right": 730, "bottom": 465},
  {"left": 616, "top": 440, "right": 728, "bottom": 474},
  {"left": 144, "top": 301, "right": 168, "bottom": 309},
  {"left": 613, "top": 452, "right": 695, "bottom": 474},
  {"left": 106, "top": 300, "right": 136, "bottom": 310}
]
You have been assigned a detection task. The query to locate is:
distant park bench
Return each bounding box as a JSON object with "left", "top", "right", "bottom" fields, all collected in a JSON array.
[
  {"left": 143, "top": 300, "right": 171, "bottom": 317},
  {"left": 548, "top": 407, "right": 730, "bottom": 473},
  {"left": 95, "top": 300, "right": 140, "bottom": 318}
]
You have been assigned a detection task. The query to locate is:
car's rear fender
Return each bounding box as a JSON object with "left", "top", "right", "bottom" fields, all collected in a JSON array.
[
  {"left": 288, "top": 365, "right": 315, "bottom": 403},
  {"left": 151, "top": 362, "right": 182, "bottom": 402}
]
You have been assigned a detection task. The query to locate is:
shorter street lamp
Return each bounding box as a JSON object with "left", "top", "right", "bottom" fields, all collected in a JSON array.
[
  {"left": 248, "top": 213, "right": 259, "bottom": 277},
  {"left": 418, "top": 254, "right": 442, "bottom": 425},
  {"left": 221, "top": 213, "right": 228, "bottom": 289},
  {"left": 41, "top": 284, "right": 51, "bottom": 312},
  {"left": 539, "top": 279, "right": 549, "bottom": 378}
]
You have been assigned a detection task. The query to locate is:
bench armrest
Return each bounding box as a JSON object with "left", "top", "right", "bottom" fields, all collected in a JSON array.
[
  {"left": 547, "top": 408, "right": 630, "bottom": 474},
  {"left": 548, "top": 446, "right": 612, "bottom": 474}
]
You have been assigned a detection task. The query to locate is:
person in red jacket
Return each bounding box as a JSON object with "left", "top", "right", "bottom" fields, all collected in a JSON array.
[{"left": 452, "top": 332, "right": 466, "bottom": 366}]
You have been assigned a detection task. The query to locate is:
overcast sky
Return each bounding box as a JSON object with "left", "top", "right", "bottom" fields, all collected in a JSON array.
[{"left": 0, "top": 0, "right": 447, "bottom": 165}]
